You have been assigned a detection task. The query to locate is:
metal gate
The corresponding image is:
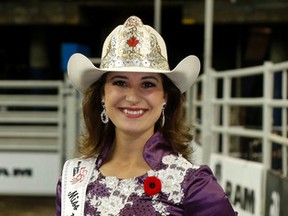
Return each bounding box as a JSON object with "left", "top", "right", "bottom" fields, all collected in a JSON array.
[
  {"left": 188, "top": 60, "right": 288, "bottom": 215},
  {"left": 0, "top": 80, "right": 64, "bottom": 196}
]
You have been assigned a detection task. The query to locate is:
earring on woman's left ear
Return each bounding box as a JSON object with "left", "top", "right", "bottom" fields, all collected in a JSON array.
[{"left": 161, "top": 103, "right": 167, "bottom": 127}]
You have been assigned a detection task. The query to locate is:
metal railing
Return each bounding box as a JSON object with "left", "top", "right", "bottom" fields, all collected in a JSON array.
[
  {"left": 189, "top": 60, "right": 288, "bottom": 176},
  {"left": 0, "top": 80, "right": 64, "bottom": 152},
  {"left": 0, "top": 80, "right": 64, "bottom": 195}
]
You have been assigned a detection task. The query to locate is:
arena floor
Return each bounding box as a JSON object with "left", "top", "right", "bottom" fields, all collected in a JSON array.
[{"left": 0, "top": 196, "right": 56, "bottom": 216}]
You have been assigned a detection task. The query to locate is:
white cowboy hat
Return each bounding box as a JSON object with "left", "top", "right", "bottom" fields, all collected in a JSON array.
[{"left": 68, "top": 16, "right": 200, "bottom": 93}]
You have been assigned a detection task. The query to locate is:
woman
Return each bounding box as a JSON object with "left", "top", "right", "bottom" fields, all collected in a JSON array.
[{"left": 56, "top": 16, "right": 237, "bottom": 215}]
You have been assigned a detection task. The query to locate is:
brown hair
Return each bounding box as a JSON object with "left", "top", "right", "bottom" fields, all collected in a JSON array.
[{"left": 77, "top": 73, "right": 193, "bottom": 160}]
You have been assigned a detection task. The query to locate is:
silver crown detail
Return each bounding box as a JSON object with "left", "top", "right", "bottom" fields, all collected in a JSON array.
[{"left": 100, "top": 16, "right": 169, "bottom": 70}]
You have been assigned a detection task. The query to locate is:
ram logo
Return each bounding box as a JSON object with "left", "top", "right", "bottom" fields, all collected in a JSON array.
[{"left": 0, "top": 168, "right": 33, "bottom": 177}]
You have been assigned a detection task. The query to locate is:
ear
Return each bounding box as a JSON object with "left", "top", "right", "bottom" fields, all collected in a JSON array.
[
  {"left": 101, "top": 92, "right": 105, "bottom": 101},
  {"left": 163, "top": 93, "right": 168, "bottom": 104}
]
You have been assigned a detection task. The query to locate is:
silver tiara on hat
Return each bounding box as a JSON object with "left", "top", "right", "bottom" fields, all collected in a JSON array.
[{"left": 100, "top": 16, "right": 170, "bottom": 71}]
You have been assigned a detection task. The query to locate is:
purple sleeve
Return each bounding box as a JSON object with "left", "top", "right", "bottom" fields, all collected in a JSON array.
[
  {"left": 183, "top": 165, "right": 237, "bottom": 216},
  {"left": 55, "top": 177, "right": 62, "bottom": 216}
]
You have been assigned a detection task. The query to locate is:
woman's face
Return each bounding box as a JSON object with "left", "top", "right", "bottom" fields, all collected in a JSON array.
[{"left": 103, "top": 72, "right": 166, "bottom": 135}]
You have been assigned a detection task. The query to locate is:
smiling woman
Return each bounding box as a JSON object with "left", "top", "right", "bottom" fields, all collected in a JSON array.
[
  {"left": 103, "top": 72, "right": 165, "bottom": 136},
  {"left": 56, "top": 15, "right": 237, "bottom": 216}
]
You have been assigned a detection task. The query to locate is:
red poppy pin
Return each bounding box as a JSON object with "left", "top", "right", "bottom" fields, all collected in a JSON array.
[{"left": 144, "top": 176, "right": 162, "bottom": 196}]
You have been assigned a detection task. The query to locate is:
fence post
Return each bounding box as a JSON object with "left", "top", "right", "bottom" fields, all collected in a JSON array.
[
  {"left": 64, "top": 76, "right": 78, "bottom": 160},
  {"left": 282, "top": 69, "right": 287, "bottom": 176},
  {"left": 201, "top": 0, "right": 215, "bottom": 165},
  {"left": 201, "top": 71, "right": 215, "bottom": 164},
  {"left": 222, "top": 76, "right": 231, "bottom": 155},
  {"left": 263, "top": 61, "right": 273, "bottom": 170}
]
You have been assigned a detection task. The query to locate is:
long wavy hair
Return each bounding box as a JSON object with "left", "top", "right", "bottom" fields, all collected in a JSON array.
[{"left": 77, "top": 73, "right": 193, "bottom": 160}]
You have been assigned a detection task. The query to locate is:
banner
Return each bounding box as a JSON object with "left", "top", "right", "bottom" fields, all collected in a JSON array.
[
  {"left": 282, "top": 176, "right": 288, "bottom": 215},
  {"left": 0, "top": 152, "right": 62, "bottom": 195},
  {"left": 265, "top": 170, "right": 288, "bottom": 216},
  {"left": 210, "top": 153, "right": 264, "bottom": 216}
]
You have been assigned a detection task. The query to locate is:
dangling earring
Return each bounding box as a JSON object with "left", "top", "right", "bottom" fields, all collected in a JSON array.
[
  {"left": 100, "top": 100, "right": 109, "bottom": 124},
  {"left": 161, "top": 103, "right": 166, "bottom": 127}
]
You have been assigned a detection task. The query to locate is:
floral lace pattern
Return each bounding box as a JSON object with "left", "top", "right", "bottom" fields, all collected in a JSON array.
[{"left": 85, "top": 154, "right": 199, "bottom": 215}]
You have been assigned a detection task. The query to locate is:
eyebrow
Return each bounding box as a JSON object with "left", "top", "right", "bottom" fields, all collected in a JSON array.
[{"left": 109, "top": 75, "right": 161, "bottom": 82}]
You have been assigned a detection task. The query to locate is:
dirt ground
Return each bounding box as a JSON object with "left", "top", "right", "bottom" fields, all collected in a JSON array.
[{"left": 0, "top": 196, "right": 56, "bottom": 216}]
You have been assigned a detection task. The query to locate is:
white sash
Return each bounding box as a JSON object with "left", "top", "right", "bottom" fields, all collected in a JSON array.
[{"left": 61, "top": 157, "right": 96, "bottom": 216}]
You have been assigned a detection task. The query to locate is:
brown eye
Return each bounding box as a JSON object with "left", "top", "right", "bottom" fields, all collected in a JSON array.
[
  {"left": 113, "top": 80, "right": 127, "bottom": 87},
  {"left": 142, "top": 82, "right": 156, "bottom": 88}
]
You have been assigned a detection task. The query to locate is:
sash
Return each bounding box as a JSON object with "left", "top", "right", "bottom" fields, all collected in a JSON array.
[{"left": 61, "top": 157, "right": 96, "bottom": 216}]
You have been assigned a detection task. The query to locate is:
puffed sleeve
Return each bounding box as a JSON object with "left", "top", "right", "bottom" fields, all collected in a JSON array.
[
  {"left": 55, "top": 176, "right": 62, "bottom": 216},
  {"left": 183, "top": 165, "right": 237, "bottom": 216}
]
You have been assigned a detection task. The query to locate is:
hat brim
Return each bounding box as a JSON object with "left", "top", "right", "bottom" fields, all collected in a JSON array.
[{"left": 68, "top": 53, "right": 200, "bottom": 93}]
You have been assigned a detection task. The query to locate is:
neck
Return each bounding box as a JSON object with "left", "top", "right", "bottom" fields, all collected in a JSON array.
[
  {"left": 99, "top": 129, "right": 154, "bottom": 178},
  {"left": 111, "top": 129, "right": 153, "bottom": 162}
]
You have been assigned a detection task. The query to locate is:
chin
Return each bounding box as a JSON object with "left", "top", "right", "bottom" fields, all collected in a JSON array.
[{"left": 119, "top": 125, "right": 153, "bottom": 134}]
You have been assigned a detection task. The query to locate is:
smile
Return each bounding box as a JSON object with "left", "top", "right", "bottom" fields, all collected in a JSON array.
[
  {"left": 122, "top": 108, "right": 145, "bottom": 116},
  {"left": 122, "top": 109, "right": 145, "bottom": 115}
]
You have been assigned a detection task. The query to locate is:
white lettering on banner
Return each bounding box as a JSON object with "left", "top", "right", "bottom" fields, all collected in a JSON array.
[
  {"left": 269, "top": 191, "right": 280, "bottom": 216},
  {"left": 225, "top": 181, "right": 255, "bottom": 213},
  {"left": 0, "top": 168, "right": 32, "bottom": 177}
]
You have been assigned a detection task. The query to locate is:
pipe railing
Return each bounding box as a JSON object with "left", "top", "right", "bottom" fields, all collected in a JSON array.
[{"left": 189, "top": 60, "right": 288, "bottom": 176}]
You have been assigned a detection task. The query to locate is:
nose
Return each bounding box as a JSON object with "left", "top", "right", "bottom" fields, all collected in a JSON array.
[{"left": 125, "top": 88, "right": 141, "bottom": 104}]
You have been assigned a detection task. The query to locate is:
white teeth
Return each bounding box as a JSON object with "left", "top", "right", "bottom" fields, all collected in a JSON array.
[{"left": 123, "top": 109, "right": 144, "bottom": 115}]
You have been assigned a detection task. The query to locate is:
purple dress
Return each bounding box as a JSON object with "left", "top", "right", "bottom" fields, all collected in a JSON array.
[{"left": 56, "top": 132, "right": 237, "bottom": 215}]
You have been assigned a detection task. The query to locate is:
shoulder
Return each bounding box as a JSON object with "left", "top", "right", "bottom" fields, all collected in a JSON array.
[
  {"left": 182, "top": 164, "right": 223, "bottom": 197},
  {"left": 182, "top": 164, "right": 237, "bottom": 215},
  {"left": 159, "top": 154, "right": 218, "bottom": 190}
]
